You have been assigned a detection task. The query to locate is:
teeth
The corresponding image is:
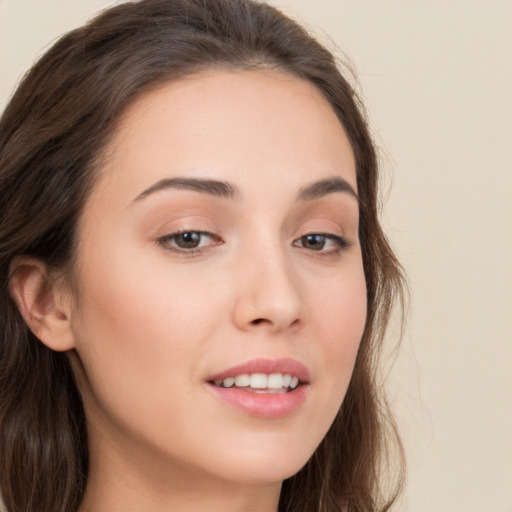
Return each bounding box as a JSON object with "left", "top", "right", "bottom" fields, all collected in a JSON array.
[
  {"left": 250, "top": 373, "right": 267, "bottom": 388},
  {"left": 213, "top": 373, "right": 301, "bottom": 390},
  {"left": 222, "top": 377, "right": 235, "bottom": 388},
  {"left": 234, "top": 374, "right": 250, "bottom": 387},
  {"left": 267, "top": 373, "right": 284, "bottom": 389}
]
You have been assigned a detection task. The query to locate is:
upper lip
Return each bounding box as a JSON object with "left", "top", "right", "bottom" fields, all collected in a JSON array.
[{"left": 207, "top": 358, "right": 311, "bottom": 383}]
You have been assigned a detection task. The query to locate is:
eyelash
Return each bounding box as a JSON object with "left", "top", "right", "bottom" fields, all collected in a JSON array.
[{"left": 157, "top": 230, "right": 352, "bottom": 258}]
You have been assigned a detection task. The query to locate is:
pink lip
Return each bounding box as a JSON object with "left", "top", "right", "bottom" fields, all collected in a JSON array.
[{"left": 206, "top": 358, "right": 310, "bottom": 419}]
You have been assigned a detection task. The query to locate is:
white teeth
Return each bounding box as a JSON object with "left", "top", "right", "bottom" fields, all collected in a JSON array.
[
  {"left": 250, "top": 373, "right": 268, "bottom": 389},
  {"left": 222, "top": 377, "right": 235, "bottom": 388},
  {"left": 214, "top": 372, "right": 301, "bottom": 390},
  {"left": 267, "top": 373, "right": 284, "bottom": 389},
  {"left": 234, "top": 374, "right": 250, "bottom": 387}
]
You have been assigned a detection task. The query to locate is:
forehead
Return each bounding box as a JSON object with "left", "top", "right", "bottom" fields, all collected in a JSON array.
[{"left": 94, "top": 69, "right": 356, "bottom": 205}]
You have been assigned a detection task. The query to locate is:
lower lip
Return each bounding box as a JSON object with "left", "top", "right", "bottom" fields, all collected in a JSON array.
[{"left": 206, "top": 384, "right": 309, "bottom": 419}]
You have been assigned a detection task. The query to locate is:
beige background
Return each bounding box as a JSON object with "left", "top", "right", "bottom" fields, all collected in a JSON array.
[{"left": 1, "top": 1, "right": 511, "bottom": 511}]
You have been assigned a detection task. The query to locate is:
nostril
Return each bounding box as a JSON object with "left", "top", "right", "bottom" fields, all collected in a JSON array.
[{"left": 251, "top": 318, "right": 266, "bottom": 325}]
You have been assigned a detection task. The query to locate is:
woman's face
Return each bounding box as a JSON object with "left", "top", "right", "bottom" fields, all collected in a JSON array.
[{"left": 69, "top": 70, "right": 367, "bottom": 487}]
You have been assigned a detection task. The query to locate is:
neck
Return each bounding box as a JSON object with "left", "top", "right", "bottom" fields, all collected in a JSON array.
[{"left": 79, "top": 473, "right": 281, "bottom": 512}]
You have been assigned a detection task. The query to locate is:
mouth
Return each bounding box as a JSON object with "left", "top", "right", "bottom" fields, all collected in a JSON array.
[
  {"left": 206, "top": 358, "right": 310, "bottom": 418},
  {"left": 210, "top": 372, "right": 301, "bottom": 394}
]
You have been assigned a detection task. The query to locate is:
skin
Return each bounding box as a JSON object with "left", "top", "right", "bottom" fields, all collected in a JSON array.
[{"left": 15, "top": 70, "right": 367, "bottom": 512}]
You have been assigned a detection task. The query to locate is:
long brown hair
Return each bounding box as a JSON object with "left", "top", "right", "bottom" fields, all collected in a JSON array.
[{"left": 0, "top": 1, "right": 406, "bottom": 511}]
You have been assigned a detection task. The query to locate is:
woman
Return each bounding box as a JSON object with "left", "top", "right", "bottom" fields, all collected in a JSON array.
[{"left": 0, "top": 0, "right": 406, "bottom": 511}]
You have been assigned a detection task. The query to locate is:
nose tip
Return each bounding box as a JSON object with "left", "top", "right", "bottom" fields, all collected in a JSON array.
[
  {"left": 232, "top": 256, "right": 305, "bottom": 334},
  {"left": 233, "top": 298, "right": 303, "bottom": 334}
]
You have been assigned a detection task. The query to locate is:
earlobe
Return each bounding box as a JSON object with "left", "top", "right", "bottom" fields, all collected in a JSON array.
[{"left": 8, "top": 257, "right": 76, "bottom": 352}]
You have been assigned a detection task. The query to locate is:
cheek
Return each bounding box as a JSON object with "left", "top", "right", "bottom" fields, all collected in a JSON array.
[
  {"left": 70, "top": 249, "right": 222, "bottom": 418},
  {"left": 307, "top": 258, "right": 367, "bottom": 407},
  {"left": 76, "top": 235, "right": 219, "bottom": 341},
  {"left": 312, "top": 255, "right": 366, "bottom": 347}
]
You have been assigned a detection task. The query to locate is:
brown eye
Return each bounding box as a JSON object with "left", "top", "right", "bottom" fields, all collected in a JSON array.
[
  {"left": 300, "top": 234, "right": 326, "bottom": 251},
  {"left": 173, "top": 232, "right": 202, "bottom": 249},
  {"left": 158, "top": 230, "right": 221, "bottom": 254},
  {"left": 293, "top": 233, "right": 352, "bottom": 256}
]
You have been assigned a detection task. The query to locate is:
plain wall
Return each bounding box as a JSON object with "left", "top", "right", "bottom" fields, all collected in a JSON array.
[{"left": 1, "top": 1, "right": 511, "bottom": 511}]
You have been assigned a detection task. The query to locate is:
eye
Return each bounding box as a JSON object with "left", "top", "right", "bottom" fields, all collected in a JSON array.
[
  {"left": 299, "top": 234, "right": 328, "bottom": 251},
  {"left": 157, "top": 230, "right": 221, "bottom": 254},
  {"left": 293, "top": 233, "right": 351, "bottom": 255}
]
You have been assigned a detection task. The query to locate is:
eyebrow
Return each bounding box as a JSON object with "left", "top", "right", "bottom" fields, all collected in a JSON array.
[
  {"left": 133, "top": 177, "right": 241, "bottom": 202},
  {"left": 297, "top": 176, "right": 358, "bottom": 202},
  {"left": 133, "top": 175, "right": 358, "bottom": 203}
]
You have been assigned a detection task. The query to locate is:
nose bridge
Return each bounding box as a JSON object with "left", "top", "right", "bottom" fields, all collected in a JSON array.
[{"left": 232, "top": 227, "right": 305, "bottom": 332}]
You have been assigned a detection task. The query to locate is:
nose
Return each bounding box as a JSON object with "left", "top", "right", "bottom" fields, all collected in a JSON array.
[{"left": 231, "top": 244, "right": 306, "bottom": 334}]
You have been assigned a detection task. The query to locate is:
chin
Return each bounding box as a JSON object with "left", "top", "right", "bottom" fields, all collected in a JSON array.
[
  {"left": 191, "top": 431, "right": 320, "bottom": 486},
  {"left": 211, "top": 457, "right": 308, "bottom": 486}
]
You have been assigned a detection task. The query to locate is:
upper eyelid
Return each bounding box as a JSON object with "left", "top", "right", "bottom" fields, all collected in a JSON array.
[
  {"left": 294, "top": 231, "right": 349, "bottom": 241},
  {"left": 159, "top": 227, "right": 217, "bottom": 237},
  {"left": 294, "top": 233, "right": 351, "bottom": 247},
  {"left": 158, "top": 229, "right": 219, "bottom": 243}
]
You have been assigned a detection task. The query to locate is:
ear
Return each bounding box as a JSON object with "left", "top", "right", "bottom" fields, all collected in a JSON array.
[{"left": 8, "top": 257, "right": 75, "bottom": 352}]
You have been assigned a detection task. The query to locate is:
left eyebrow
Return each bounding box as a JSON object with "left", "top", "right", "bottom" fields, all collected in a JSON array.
[{"left": 297, "top": 176, "right": 358, "bottom": 202}]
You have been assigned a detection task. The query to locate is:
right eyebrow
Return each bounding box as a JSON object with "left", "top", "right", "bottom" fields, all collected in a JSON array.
[
  {"left": 132, "top": 177, "right": 241, "bottom": 203},
  {"left": 297, "top": 176, "right": 358, "bottom": 202}
]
